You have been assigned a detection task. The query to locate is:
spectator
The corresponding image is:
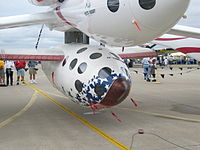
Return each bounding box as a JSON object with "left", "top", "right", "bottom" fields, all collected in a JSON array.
[
  {"left": 28, "top": 61, "right": 38, "bottom": 84},
  {"left": 168, "top": 56, "right": 173, "bottom": 65},
  {"left": 5, "top": 60, "right": 15, "bottom": 86},
  {"left": 15, "top": 60, "right": 26, "bottom": 85},
  {"left": 159, "top": 56, "right": 164, "bottom": 66},
  {"left": 164, "top": 58, "right": 168, "bottom": 66},
  {"left": 0, "top": 60, "right": 5, "bottom": 86},
  {"left": 142, "top": 57, "right": 151, "bottom": 82},
  {"left": 149, "top": 57, "right": 157, "bottom": 82}
]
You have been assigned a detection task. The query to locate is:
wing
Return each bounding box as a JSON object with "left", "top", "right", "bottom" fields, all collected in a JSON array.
[
  {"left": 167, "top": 25, "right": 200, "bottom": 39},
  {"left": 0, "top": 45, "right": 156, "bottom": 61},
  {"left": 109, "top": 46, "right": 157, "bottom": 59},
  {"left": 0, "top": 11, "right": 56, "bottom": 30},
  {"left": 152, "top": 34, "right": 200, "bottom": 61},
  {"left": 0, "top": 48, "right": 64, "bottom": 61}
]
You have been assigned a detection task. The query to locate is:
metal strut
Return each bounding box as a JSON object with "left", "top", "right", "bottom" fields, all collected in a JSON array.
[{"left": 35, "top": 24, "right": 44, "bottom": 50}]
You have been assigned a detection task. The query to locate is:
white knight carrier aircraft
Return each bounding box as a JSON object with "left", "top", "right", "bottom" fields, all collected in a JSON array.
[{"left": 1, "top": 0, "right": 200, "bottom": 109}]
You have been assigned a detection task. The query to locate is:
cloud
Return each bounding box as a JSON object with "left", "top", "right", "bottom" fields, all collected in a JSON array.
[
  {"left": 0, "top": 1, "right": 63, "bottom": 49},
  {"left": 0, "top": 25, "right": 63, "bottom": 49},
  {"left": 0, "top": 0, "right": 45, "bottom": 16}
]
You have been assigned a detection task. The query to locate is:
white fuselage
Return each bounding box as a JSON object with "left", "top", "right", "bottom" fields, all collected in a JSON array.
[
  {"left": 48, "top": 0, "right": 190, "bottom": 47},
  {"left": 42, "top": 44, "right": 131, "bottom": 108}
]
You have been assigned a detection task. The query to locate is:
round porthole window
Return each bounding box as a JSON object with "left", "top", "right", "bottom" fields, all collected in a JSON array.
[
  {"left": 107, "top": 0, "right": 120, "bottom": 12},
  {"left": 98, "top": 67, "right": 112, "bottom": 79},
  {"left": 139, "top": 0, "right": 156, "bottom": 10},
  {"left": 58, "top": 0, "right": 65, "bottom": 3},
  {"left": 89, "top": 53, "right": 102, "bottom": 59},
  {"left": 78, "top": 62, "right": 87, "bottom": 74},
  {"left": 77, "top": 47, "right": 87, "bottom": 54},
  {"left": 69, "top": 58, "right": 78, "bottom": 70},
  {"left": 62, "top": 58, "right": 67, "bottom": 67},
  {"left": 94, "top": 85, "right": 105, "bottom": 96},
  {"left": 62, "top": 56, "right": 69, "bottom": 67},
  {"left": 75, "top": 80, "right": 83, "bottom": 92}
]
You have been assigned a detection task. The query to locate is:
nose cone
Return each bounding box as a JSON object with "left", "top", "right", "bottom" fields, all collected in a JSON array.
[
  {"left": 131, "top": 0, "right": 190, "bottom": 31},
  {"left": 99, "top": 78, "right": 131, "bottom": 107}
]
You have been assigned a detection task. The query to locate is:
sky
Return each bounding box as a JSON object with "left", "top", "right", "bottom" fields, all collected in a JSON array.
[
  {"left": 0, "top": 0, "right": 64, "bottom": 49},
  {"left": 0, "top": 0, "right": 199, "bottom": 49}
]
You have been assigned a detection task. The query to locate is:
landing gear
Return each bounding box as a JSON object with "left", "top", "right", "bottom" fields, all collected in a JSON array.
[{"left": 65, "top": 31, "right": 89, "bottom": 44}]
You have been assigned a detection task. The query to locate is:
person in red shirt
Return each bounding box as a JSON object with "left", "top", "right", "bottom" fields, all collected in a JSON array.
[{"left": 15, "top": 61, "right": 26, "bottom": 85}]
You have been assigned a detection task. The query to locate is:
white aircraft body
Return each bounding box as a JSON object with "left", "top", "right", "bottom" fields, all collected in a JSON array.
[
  {"left": 42, "top": 44, "right": 131, "bottom": 108},
  {"left": 0, "top": 0, "right": 200, "bottom": 109},
  {"left": 0, "top": 0, "right": 192, "bottom": 46}
]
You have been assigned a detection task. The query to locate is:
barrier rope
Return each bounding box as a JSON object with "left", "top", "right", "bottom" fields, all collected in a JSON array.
[{"left": 132, "top": 66, "right": 200, "bottom": 79}]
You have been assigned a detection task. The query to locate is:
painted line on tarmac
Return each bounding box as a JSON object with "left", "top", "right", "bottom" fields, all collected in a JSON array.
[
  {"left": 0, "top": 91, "right": 38, "bottom": 128},
  {"left": 41, "top": 90, "right": 67, "bottom": 99},
  {"left": 34, "top": 91, "right": 200, "bottom": 123},
  {"left": 118, "top": 107, "right": 200, "bottom": 123},
  {"left": 25, "top": 82, "right": 130, "bottom": 150}
]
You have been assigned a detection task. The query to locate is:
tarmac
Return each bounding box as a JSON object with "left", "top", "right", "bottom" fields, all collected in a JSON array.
[{"left": 0, "top": 65, "right": 200, "bottom": 150}]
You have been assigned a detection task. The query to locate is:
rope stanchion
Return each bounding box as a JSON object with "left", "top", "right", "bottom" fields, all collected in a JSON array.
[
  {"left": 132, "top": 66, "right": 200, "bottom": 80},
  {"left": 129, "top": 129, "right": 193, "bottom": 150},
  {"left": 153, "top": 68, "right": 161, "bottom": 84}
]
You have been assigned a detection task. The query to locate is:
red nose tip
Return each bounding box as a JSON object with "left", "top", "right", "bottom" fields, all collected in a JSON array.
[{"left": 99, "top": 78, "right": 131, "bottom": 107}]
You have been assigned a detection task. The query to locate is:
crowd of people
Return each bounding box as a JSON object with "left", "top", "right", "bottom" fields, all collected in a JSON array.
[{"left": 0, "top": 60, "right": 38, "bottom": 86}]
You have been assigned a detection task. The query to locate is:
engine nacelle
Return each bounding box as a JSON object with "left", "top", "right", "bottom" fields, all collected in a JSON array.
[
  {"left": 28, "top": 0, "right": 62, "bottom": 6},
  {"left": 42, "top": 44, "right": 132, "bottom": 109}
]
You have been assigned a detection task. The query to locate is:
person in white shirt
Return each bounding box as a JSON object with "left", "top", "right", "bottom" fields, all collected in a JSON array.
[
  {"left": 142, "top": 57, "right": 151, "bottom": 82},
  {"left": 5, "top": 60, "right": 15, "bottom": 86},
  {"left": 164, "top": 58, "right": 168, "bottom": 66}
]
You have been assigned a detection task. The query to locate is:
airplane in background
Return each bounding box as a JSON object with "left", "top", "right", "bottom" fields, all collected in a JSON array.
[
  {"left": 0, "top": 0, "right": 200, "bottom": 109},
  {"left": 152, "top": 34, "right": 200, "bottom": 61}
]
